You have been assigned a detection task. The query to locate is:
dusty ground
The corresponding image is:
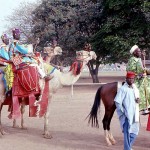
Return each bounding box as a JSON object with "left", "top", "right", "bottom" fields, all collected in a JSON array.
[{"left": 0, "top": 74, "right": 149, "bottom": 150}]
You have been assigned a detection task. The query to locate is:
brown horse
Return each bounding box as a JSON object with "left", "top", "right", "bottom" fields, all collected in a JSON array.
[{"left": 87, "top": 82, "right": 122, "bottom": 146}]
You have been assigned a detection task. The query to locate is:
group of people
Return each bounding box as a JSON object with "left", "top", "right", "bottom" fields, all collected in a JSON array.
[
  {"left": 115, "top": 45, "right": 150, "bottom": 150},
  {"left": 0, "top": 28, "right": 54, "bottom": 99}
]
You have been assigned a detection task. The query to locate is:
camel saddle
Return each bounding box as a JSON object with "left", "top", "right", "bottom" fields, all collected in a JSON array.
[
  {"left": 13, "top": 65, "right": 40, "bottom": 96},
  {"left": 9, "top": 65, "right": 49, "bottom": 119}
]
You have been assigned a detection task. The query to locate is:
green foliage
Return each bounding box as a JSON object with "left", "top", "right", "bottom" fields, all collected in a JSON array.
[
  {"left": 31, "top": 0, "right": 150, "bottom": 63},
  {"left": 32, "top": 0, "right": 102, "bottom": 52},
  {"left": 90, "top": 0, "right": 150, "bottom": 63}
]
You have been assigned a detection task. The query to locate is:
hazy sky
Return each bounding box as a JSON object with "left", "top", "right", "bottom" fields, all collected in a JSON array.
[{"left": 0, "top": 0, "right": 37, "bottom": 35}]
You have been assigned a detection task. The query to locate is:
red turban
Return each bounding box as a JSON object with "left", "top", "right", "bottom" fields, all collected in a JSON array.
[{"left": 126, "top": 71, "right": 136, "bottom": 78}]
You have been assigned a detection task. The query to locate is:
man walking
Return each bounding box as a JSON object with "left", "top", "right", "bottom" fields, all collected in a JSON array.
[{"left": 114, "top": 71, "right": 140, "bottom": 150}]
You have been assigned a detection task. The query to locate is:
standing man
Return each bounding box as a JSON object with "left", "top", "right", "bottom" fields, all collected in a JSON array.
[
  {"left": 114, "top": 71, "right": 140, "bottom": 150},
  {"left": 126, "top": 45, "right": 150, "bottom": 115}
]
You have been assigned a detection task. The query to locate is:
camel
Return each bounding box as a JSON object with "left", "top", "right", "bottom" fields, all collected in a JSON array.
[
  {"left": 39, "top": 50, "right": 97, "bottom": 138},
  {"left": 0, "top": 49, "right": 97, "bottom": 139},
  {"left": 0, "top": 45, "right": 62, "bottom": 137}
]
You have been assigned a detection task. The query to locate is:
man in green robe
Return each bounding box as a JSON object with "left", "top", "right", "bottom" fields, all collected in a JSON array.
[{"left": 126, "top": 45, "right": 150, "bottom": 115}]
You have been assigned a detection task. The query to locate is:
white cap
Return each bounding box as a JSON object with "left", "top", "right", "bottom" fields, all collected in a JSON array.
[{"left": 130, "top": 45, "right": 139, "bottom": 54}]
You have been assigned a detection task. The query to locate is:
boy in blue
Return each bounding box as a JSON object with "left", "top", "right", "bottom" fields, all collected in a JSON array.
[
  {"left": 114, "top": 71, "right": 140, "bottom": 150},
  {"left": 9, "top": 28, "right": 46, "bottom": 78},
  {"left": 9, "top": 28, "right": 36, "bottom": 64}
]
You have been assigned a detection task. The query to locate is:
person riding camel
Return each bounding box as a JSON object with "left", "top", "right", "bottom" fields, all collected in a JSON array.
[
  {"left": 9, "top": 28, "right": 46, "bottom": 78},
  {"left": 0, "top": 34, "right": 10, "bottom": 62},
  {"left": 126, "top": 45, "right": 150, "bottom": 115},
  {"left": 0, "top": 34, "right": 11, "bottom": 100}
]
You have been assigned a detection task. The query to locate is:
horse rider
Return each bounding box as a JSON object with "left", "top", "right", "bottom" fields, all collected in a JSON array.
[
  {"left": 115, "top": 71, "right": 140, "bottom": 150},
  {"left": 126, "top": 45, "right": 150, "bottom": 115}
]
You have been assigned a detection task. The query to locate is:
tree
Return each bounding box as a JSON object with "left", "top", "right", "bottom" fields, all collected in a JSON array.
[
  {"left": 32, "top": 0, "right": 150, "bottom": 83},
  {"left": 91, "top": 0, "right": 150, "bottom": 63},
  {"left": 4, "top": 1, "right": 41, "bottom": 44},
  {"left": 32, "top": 0, "right": 103, "bottom": 82}
]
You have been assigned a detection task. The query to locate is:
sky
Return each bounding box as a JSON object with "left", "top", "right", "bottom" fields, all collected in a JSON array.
[{"left": 0, "top": 0, "right": 38, "bottom": 36}]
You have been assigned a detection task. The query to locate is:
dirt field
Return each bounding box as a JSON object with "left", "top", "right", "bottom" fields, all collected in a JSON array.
[{"left": 0, "top": 75, "right": 149, "bottom": 150}]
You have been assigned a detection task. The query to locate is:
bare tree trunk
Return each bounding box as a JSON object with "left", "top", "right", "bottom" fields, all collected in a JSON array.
[{"left": 87, "top": 60, "right": 100, "bottom": 83}]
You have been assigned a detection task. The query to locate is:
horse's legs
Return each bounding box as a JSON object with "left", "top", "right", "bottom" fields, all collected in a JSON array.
[
  {"left": 103, "top": 105, "right": 116, "bottom": 146},
  {"left": 43, "top": 96, "right": 52, "bottom": 139},
  {"left": 107, "top": 105, "right": 116, "bottom": 145},
  {"left": 103, "top": 113, "right": 112, "bottom": 146}
]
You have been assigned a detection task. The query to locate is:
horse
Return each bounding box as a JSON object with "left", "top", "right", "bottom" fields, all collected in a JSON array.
[
  {"left": 87, "top": 81, "right": 122, "bottom": 146},
  {"left": 0, "top": 49, "right": 97, "bottom": 138}
]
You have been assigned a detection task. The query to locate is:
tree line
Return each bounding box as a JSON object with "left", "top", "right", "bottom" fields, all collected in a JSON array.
[{"left": 4, "top": 0, "right": 150, "bottom": 82}]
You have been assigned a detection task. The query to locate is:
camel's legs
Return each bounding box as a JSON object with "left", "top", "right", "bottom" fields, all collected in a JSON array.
[
  {"left": 43, "top": 95, "right": 52, "bottom": 139},
  {"left": 20, "top": 98, "right": 27, "bottom": 129},
  {"left": 0, "top": 103, "right": 8, "bottom": 136}
]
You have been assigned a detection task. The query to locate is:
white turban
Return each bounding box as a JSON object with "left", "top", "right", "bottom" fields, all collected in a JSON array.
[{"left": 130, "top": 45, "right": 139, "bottom": 54}]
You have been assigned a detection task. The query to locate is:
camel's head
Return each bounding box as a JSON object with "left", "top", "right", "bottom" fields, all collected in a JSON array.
[
  {"left": 76, "top": 50, "right": 97, "bottom": 62},
  {"left": 53, "top": 46, "right": 63, "bottom": 55},
  {"left": 43, "top": 46, "right": 62, "bottom": 56}
]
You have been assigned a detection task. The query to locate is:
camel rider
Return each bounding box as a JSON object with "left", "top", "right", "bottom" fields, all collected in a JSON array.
[
  {"left": 9, "top": 28, "right": 46, "bottom": 78},
  {"left": 0, "top": 34, "right": 10, "bottom": 61},
  {"left": 126, "top": 45, "right": 150, "bottom": 115},
  {"left": 0, "top": 34, "right": 12, "bottom": 93}
]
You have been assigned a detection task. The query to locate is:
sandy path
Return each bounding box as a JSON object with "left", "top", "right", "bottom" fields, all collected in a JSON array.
[{"left": 0, "top": 76, "right": 149, "bottom": 150}]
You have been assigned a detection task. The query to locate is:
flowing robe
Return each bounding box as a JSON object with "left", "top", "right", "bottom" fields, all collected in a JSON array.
[{"left": 126, "top": 56, "right": 150, "bottom": 109}]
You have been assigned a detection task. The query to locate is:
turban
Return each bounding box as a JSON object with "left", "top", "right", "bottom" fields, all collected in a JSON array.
[
  {"left": 12, "top": 28, "right": 20, "bottom": 35},
  {"left": 1, "top": 34, "right": 8, "bottom": 40},
  {"left": 126, "top": 71, "right": 136, "bottom": 78},
  {"left": 130, "top": 45, "right": 138, "bottom": 54}
]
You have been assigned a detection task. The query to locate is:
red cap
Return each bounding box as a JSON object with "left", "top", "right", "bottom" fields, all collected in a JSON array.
[{"left": 126, "top": 71, "right": 136, "bottom": 78}]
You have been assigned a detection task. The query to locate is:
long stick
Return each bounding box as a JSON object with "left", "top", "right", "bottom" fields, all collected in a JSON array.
[{"left": 143, "top": 50, "right": 146, "bottom": 68}]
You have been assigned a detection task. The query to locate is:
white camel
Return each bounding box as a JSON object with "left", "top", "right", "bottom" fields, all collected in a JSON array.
[{"left": 39, "top": 50, "right": 97, "bottom": 138}]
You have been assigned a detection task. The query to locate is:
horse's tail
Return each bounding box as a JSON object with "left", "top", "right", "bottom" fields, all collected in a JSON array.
[{"left": 87, "top": 86, "right": 102, "bottom": 128}]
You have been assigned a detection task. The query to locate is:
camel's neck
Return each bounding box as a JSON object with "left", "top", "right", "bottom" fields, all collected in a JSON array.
[
  {"left": 53, "top": 61, "right": 88, "bottom": 86},
  {"left": 44, "top": 55, "right": 54, "bottom": 63}
]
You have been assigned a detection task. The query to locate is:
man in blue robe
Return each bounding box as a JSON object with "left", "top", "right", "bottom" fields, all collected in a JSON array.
[
  {"left": 9, "top": 28, "right": 36, "bottom": 64},
  {"left": 114, "top": 71, "right": 140, "bottom": 150}
]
